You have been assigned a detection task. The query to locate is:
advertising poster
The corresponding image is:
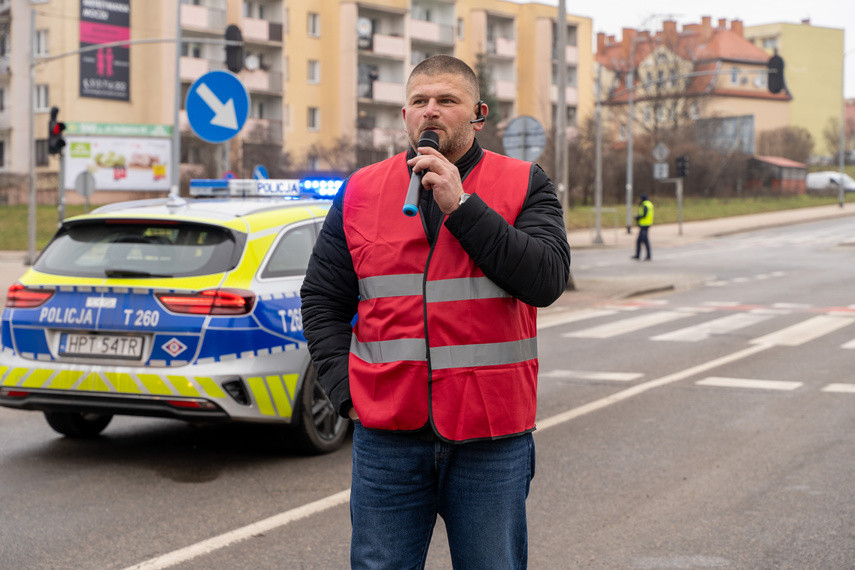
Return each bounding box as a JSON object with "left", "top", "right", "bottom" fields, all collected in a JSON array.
[
  {"left": 64, "top": 136, "right": 171, "bottom": 192},
  {"left": 80, "top": 0, "right": 130, "bottom": 101}
]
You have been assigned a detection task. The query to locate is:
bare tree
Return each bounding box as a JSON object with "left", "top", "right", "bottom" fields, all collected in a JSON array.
[
  {"left": 822, "top": 116, "right": 855, "bottom": 159},
  {"left": 474, "top": 53, "right": 505, "bottom": 155},
  {"left": 757, "top": 126, "right": 814, "bottom": 164}
]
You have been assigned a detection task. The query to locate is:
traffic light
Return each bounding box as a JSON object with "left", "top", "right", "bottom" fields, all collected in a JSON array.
[
  {"left": 48, "top": 106, "right": 66, "bottom": 155},
  {"left": 675, "top": 155, "right": 689, "bottom": 178},
  {"left": 225, "top": 25, "right": 244, "bottom": 73},
  {"left": 767, "top": 53, "right": 785, "bottom": 94}
]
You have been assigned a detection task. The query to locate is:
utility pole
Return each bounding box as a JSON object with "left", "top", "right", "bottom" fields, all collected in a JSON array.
[
  {"left": 625, "top": 32, "right": 636, "bottom": 234},
  {"left": 593, "top": 63, "right": 603, "bottom": 244},
  {"left": 172, "top": 0, "right": 183, "bottom": 197},
  {"left": 26, "top": 8, "right": 36, "bottom": 265},
  {"left": 555, "top": 0, "right": 567, "bottom": 212}
]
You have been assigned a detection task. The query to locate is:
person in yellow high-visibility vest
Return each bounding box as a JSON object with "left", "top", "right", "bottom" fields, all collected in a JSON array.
[{"left": 632, "top": 194, "right": 653, "bottom": 260}]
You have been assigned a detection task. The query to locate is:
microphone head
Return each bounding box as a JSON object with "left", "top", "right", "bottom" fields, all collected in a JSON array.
[{"left": 417, "top": 130, "right": 440, "bottom": 151}]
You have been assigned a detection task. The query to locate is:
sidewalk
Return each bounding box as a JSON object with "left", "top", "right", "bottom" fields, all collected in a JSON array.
[{"left": 543, "top": 203, "right": 855, "bottom": 317}]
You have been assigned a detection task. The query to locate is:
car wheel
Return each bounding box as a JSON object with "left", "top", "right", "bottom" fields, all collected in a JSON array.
[
  {"left": 283, "top": 363, "right": 349, "bottom": 455},
  {"left": 44, "top": 411, "right": 113, "bottom": 438}
]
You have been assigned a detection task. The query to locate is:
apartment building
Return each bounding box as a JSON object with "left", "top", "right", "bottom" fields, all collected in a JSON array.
[
  {"left": 285, "top": 0, "right": 593, "bottom": 171},
  {"left": 744, "top": 20, "right": 845, "bottom": 157},
  {"left": 0, "top": 0, "right": 590, "bottom": 204},
  {"left": 597, "top": 17, "right": 791, "bottom": 151}
]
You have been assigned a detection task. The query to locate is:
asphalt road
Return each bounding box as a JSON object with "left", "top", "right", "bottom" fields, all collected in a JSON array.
[{"left": 2, "top": 215, "right": 855, "bottom": 569}]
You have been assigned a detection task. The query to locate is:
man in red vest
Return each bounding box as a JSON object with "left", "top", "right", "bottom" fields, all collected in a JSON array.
[{"left": 301, "top": 55, "right": 571, "bottom": 569}]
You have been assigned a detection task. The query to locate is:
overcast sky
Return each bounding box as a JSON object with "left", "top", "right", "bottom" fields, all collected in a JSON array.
[{"left": 515, "top": 0, "right": 855, "bottom": 98}]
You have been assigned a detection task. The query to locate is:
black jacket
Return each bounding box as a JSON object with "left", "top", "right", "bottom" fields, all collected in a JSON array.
[{"left": 300, "top": 140, "right": 571, "bottom": 418}]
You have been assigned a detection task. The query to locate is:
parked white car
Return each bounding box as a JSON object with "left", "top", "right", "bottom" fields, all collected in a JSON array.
[{"left": 806, "top": 171, "right": 855, "bottom": 193}]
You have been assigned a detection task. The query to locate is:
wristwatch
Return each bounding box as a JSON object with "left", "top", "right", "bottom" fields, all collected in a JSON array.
[{"left": 458, "top": 193, "right": 471, "bottom": 206}]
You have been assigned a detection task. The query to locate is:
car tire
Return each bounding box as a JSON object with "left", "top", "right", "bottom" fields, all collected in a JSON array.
[
  {"left": 282, "top": 363, "right": 349, "bottom": 455},
  {"left": 44, "top": 411, "right": 113, "bottom": 438}
]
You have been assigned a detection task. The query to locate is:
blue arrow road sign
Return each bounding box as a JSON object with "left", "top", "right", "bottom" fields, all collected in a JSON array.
[
  {"left": 253, "top": 165, "right": 269, "bottom": 180},
  {"left": 186, "top": 70, "right": 250, "bottom": 144}
]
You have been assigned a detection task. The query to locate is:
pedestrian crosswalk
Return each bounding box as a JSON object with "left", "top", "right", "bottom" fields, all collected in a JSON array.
[{"left": 549, "top": 299, "right": 855, "bottom": 349}]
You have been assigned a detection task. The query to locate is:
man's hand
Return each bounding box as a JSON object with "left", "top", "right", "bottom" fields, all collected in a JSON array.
[
  {"left": 407, "top": 146, "right": 467, "bottom": 215},
  {"left": 348, "top": 407, "right": 359, "bottom": 421}
]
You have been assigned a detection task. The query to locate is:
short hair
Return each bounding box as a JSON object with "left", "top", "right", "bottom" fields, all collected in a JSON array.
[{"left": 406, "top": 55, "right": 480, "bottom": 102}]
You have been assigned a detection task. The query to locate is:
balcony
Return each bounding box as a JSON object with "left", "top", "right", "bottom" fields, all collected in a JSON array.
[
  {"left": 411, "top": 20, "right": 454, "bottom": 45},
  {"left": 180, "top": 57, "right": 225, "bottom": 83},
  {"left": 241, "top": 118, "right": 283, "bottom": 144},
  {"left": 488, "top": 37, "right": 516, "bottom": 58},
  {"left": 239, "top": 68, "right": 283, "bottom": 93},
  {"left": 358, "top": 80, "right": 405, "bottom": 104},
  {"left": 549, "top": 85, "right": 579, "bottom": 106},
  {"left": 0, "top": 109, "right": 10, "bottom": 131},
  {"left": 180, "top": 4, "right": 226, "bottom": 33},
  {"left": 243, "top": 17, "right": 283, "bottom": 43},
  {"left": 363, "top": 34, "right": 407, "bottom": 59},
  {"left": 494, "top": 79, "right": 516, "bottom": 101}
]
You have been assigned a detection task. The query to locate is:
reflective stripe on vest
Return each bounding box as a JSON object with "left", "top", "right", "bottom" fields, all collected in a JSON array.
[
  {"left": 351, "top": 335, "right": 537, "bottom": 370},
  {"left": 359, "top": 274, "right": 511, "bottom": 302}
]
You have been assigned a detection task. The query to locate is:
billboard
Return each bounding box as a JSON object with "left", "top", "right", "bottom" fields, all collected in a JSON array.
[
  {"left": 64, "top": 136, "right": 171, "bottom": 192},
  {"left": 80, "top": 0, "right": 130, "bottom": 101}
]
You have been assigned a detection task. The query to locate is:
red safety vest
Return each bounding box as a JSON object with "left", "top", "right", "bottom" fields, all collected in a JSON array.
[{"left": 342, "top": 150, "right": 538, "bottom": 442}]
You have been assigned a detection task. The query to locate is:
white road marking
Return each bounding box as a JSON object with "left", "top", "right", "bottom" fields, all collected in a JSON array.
[
  {"left": 537, "top": 309, "right": 616, "bottom": 330},
  {"left": 563, "top": 311, "right": 693, "bottom": 339},
  {"left": 536, "top": 343, "right": 772, "bottom": 432},
  {"left": 751, "top": 316, "right": 855, "bottom": 346},
  {"left": 773, "top": 303, "right": 813, "bottom": 309},
  {"left": 696, "top": 376, "right": 803, "bottom": 391},
  {"left": 822, "top": 383, "right": 855, "bottom": 393},
  {"left": 703, "top": 301, "right": 741, "bottom": 306},
  {"left": 121, "top": 490, "right": 351, "bottom": 570},
  {"left": 651, "top": 313, "right": 772, "bottom": 342},
  {"left": 842, "top": 339, "right": 855, "bottom": 349},
  {"left": 540, "top": 370, "right": 643, "bottom": 382}
]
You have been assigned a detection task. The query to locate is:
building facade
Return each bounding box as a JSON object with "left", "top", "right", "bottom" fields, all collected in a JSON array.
[
  {"left": 596, "top": 17, "right": 791, "bottom": 149},
  {"left": 744, "top": 20, "right": 845, "bottom": 158},
  {"left": 0, "top": 0, "right": 592, "bottom": 205}
]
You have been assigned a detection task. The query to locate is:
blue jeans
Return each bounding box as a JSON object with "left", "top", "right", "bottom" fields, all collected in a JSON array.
[{"left": 350, "top": 424, "right": 535, "bottom": 570}]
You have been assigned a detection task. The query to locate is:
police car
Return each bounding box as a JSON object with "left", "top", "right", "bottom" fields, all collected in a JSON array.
[{"left": 0, "top": 177, "right": 349, "bottom": 454}]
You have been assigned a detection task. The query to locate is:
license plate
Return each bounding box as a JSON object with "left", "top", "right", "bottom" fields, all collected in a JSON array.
[{"left": 59, "top": 333, "right": 144, "bottom": 360}]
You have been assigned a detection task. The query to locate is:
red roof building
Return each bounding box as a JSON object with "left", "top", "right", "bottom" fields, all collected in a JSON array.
[{"left": 596, "top": 17, "right": 791, "bottom": 140}]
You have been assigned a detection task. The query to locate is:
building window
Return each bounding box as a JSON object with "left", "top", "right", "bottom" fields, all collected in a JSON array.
[
  {"left": 0, "top": 141, "right": 5, "bottom": 167},
  {"left": 243, "top": 1, "right": 252, "bottom": 17},
  {"left": 34, "top": 29, "right": 49, "bottom": 57},
  {"left": 0, "top": 88, "right": 4, "bottom": 111},
  {"left": 181, "top": 42, "right": 202, "bottom": 58},
  {"left": 284, "top": 57, "right": 289, "bottom": 80},
  {"left": 457, "top": 18, "right": 464, "bottom": 40},
  {"left": 284, "top": 104, "right": 290, "bottom": 128},
  {"left": 284, "top": 8, "right": 289, "bottom": 34},
  {"left": 566, "top": 25, "right": 577, "bottom": 47},
  {"left": 308, "top": 13, "right": 320, "bottom": 37},
  {"left": 690, "top": 101, "right": 699, "bottom": 119},
  {"left": 730, "top": 67, "right": 739, "bottom": 85},
  {"left": 308, "top": 107, "right": 320, "bottom": 131},
  {"left": 34, "top": 84, "right": 49, "bottom": 112},
  {"left": 35, "top": 139, "right": 48, "bottom": 166},
  {"left": 551, "top": 64, "right": 577, "bottom": 87},
  {"left": 308, "top": 60, "right": 320, "bottom": 83},
  {"left": 763, "top": 37, "right": 777, "bottom": 49}
]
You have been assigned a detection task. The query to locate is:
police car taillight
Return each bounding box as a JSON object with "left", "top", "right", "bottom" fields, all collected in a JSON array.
[
  {"left": 6, "top": 283, "right": 55, "bottom": 308},
  {"left": 156, "top": 289, "right": 255, "bottom": 315}
]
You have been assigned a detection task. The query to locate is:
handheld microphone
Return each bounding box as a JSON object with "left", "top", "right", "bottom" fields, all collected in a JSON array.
[{"left": 402, "top": 130, "right": 440, "bottom": 217}]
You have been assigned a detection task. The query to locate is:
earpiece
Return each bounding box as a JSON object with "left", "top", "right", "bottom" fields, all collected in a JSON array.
[{"left": 470, "top": 101, "right": 486, "bottom": 124}]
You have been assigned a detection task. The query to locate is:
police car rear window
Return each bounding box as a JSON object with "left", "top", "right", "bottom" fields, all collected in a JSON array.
[{"left": 34, "top": 221, "right": 242, "bottom": 278}]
